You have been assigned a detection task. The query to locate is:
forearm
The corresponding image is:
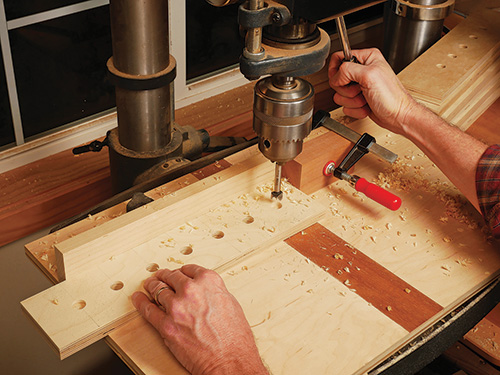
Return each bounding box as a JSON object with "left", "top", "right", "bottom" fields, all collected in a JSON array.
[{"left": 401, "top": 103, "right": 488, "bottom": 211}]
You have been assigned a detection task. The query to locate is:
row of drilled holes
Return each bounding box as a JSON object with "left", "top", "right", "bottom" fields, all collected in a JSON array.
[
  {"left": 436, "top": 34, "right": 479, "bottom": 69},
  {"left": 71, "top": 215, "right": 259, "bottom": 310}
]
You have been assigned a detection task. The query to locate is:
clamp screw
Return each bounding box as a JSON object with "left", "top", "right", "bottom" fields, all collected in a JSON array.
[
  {"left": 323, "top": 161, "right": 336, "bottom": 176},
  {"left": 272, "top": 12, "right": 281, "bottom": 23}
]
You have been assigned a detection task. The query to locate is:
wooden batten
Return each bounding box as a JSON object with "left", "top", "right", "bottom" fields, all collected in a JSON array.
[
  {"left": 283, "top": 131, "right": 354, "bottom": 194},
  {"left": 22, "top": 151, "right": 326, "bottom": 359}
]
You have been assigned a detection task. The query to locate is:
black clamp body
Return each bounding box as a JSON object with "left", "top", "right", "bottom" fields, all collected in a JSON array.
[{"left": 334, "top": 133, "right": 374, "bottom": 180}]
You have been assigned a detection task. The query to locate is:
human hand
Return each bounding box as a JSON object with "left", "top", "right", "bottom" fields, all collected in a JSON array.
[
  {"left": 328, "top": 48, "right": 419, "bottom": 136},
  {"left": 132, "top": 264, "right": 268, "bottom": 375}
]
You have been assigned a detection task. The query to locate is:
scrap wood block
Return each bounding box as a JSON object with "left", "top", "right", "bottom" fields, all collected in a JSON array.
[
  {"left": 282, "top": 131, "right": 353, "bottom": 194},
  {"left": 21, "top": 164, "right": 326, "bottom": 359}
]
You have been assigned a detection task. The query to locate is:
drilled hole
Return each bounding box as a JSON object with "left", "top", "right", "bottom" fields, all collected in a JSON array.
[
  {"left": 243, "top": 216, "right": 255, "bottom": 224},
  {"left": 436, "top": 63, "right": 446, "bottom": 69},
  {"left": 180, "top": 246, "right": 193, "bottom": 255},
  {"left": 212, "top": 230, "right": 224, "bottom": 239},
  {"left": 273, "top": 201, "right": 283, "bottom": 209},
  {"left": 110, "top": 281, "right": 124, "bottom": 291},
  {"left": 73, "top": 300, "right": 86, "bottom": 310},
  {"left": 146, "top": 263, "right": 160, "bottom": 272},
  {"left": 459, "top": 44, "right": 468, "bottom": 49},
  {"left": 469, "top": 34, "right": 478, "bottom": 39},
  {"left": 447, "top": 53, "right": 457, "bottom": 59}
]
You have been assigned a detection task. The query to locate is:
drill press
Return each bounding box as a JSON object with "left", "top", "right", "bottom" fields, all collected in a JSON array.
[{"left": 208, "top": 0, "right": 383, "bottom": 199}]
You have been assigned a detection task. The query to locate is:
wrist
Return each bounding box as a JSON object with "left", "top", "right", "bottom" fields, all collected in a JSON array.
[
  {"left": 398, "top": 100, "right": 440, "bottom": 146},
  {"left": 198, "top": 354, "right": 269, "bottom": 375}
]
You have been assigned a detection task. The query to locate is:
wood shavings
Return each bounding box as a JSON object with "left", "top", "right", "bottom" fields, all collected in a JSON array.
[
  {"left": 241, "top": 266, "right": 248, "bottom": 271},
  {"left": 441, "top": 264, "right": 452, "bottom": 273},
  {"left": 344, "top": 279, "right": 351, "bottom": 286},
  {"left": 456, "top": 258, "right": 472, "bottom": 267},
  {"left": 334, "top": 253, "right": 344, "bottom": 260},
  {"left": 51, "top": 299, "right": 59, "bottom": 305},
  {"left": 386, "top": 223, "right": 392, "bottom": 230},
  {"left": 261, "top": 226, "right": 276, "bottom": 233},
  {"left": 443, "top": 237, "right": 452, "bottom": 243},
  {"left": 167, "top": 257, "right": 184, "bottom": 264},
  {"left": 404, "top": 288, "right": 411, "bottom": 294},
  {"left": 370, "top": 236, "right": 377, "bottom": 243},
  {"left": 386, "top": 306, "right": 392, "bottom": 312}
]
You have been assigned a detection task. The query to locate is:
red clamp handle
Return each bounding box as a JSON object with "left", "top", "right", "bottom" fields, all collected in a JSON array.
[{"left": 355, "top": 178, "right": 402, "bottom": 211}]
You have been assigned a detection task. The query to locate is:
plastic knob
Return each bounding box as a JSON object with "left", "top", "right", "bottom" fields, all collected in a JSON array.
[{"left": 355, "top": 178, "right": 402, "bottom": 211}]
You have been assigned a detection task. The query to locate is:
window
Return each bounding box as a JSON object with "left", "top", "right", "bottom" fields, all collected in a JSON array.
[
  {"left": 0, "top": 0, "right": 383, "bottom": 169},
  {"left": 0, "top": 0, "right": 247, "bottom": 167}
]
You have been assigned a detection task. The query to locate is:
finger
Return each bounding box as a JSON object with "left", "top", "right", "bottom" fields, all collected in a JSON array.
[
  {"left": 343, "top": 105, "right": 372, "bottom": 119},
  {"left": 333, "top": 92, "right": 367, "bottom": 109},
  {"left": 156, "top": 268, "right": 190, "bottom": 291},
  {"left": 328, "top": 51, "right": 345, "bottom": 77},
  {"left": 144, "top": 277, "right": 176, "bottom": 306},
  {"left": 180, "top": 264, "right": 209, "bottom": 279},
  {"left": 330, "top": 83, "right": 362, "bottom": 99},
  {"left": 132, "top": 291, "right": 168, "bottom": 333}
]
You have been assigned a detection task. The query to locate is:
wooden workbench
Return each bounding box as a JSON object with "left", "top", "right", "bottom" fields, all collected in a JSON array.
[{"left": 21, "top": 1, "right": 500, "bottom": 374}]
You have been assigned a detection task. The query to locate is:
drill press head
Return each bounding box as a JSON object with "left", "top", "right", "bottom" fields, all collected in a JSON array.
[{"left": 207, "top": 0, "right": 383, "bottom": 197}]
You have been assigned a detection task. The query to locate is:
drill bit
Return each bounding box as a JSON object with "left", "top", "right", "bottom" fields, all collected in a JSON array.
[{"left": 271, "top": 162, "right": 284, "bottom": 200}]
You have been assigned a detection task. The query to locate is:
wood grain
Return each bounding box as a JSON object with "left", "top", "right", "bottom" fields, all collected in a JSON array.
[
  {"left": 285, "top": 223, "right": 443, "bottom": 332},
  {"left": 21, "top": 155, "right": 326, "bottom": 359},
  {"left": 282, "top": 131, "right": 354, "bottom": 194}
]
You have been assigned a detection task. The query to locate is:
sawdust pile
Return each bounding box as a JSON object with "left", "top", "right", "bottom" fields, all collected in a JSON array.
[{"left": 375, "top": 159, "right": 492, "bottom": 240}]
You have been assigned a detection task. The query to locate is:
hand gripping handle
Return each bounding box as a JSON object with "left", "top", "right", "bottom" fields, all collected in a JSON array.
[{"left": 355, "top": 178, "right": 402, "bottom": 211}]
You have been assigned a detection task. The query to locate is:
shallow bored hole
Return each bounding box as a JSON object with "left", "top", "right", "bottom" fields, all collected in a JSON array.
[
  {"left": 110, "top": 281, "right": 124, "bottom": 291},
  {"left": 447, "top": 53, "right": 457, "bottom": 59},
  {"left": 469, "top": 34, "right": 478, "bottom": 39},
  {"left": 212, "top": 230, "right": 224, "bottom": 239},
  {"left": 146, "top": 263, "right": 160, "bottom": 272},
  {"left": 180, "top": 246, "right": 193, "bottom": 255},
  {"left": 436, "top": 63, "right": 446, "bottom": 69},
  {"left": 73, "top": 300, "right": 86, "bottom": 310},
  {"left": 243, "top": 216, "right": 254, "bottom": 224},
  {"left": 459, "top": 44, "right": 468, "bottom": 49},
  {"left": 273, "top": 201, "right": 283, "bottom": 209}
]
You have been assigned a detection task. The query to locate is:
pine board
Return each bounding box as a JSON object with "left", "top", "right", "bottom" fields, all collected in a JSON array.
[
  {"left": 398, "top": 0, "right": 500, "bottom": 129},
  {"left": 21, "top": 154, "right": 326, "bottom": 359},
  {"left": 22, "top": 115, "right": 500, "bottom": 373}
]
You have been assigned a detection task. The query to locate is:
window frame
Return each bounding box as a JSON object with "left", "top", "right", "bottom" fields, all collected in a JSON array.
[{"left": 0, "top": 0, "right": 249, "bottom": 172}]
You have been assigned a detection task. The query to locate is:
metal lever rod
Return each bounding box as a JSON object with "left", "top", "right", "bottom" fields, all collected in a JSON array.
[{"left": 335, "top": 16, "right": 353, "bottom": 62}]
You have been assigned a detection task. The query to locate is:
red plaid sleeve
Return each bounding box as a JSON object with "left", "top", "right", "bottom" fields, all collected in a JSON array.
[{"left": 476, "top": 144, "right": 500, "bottom": 239}]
